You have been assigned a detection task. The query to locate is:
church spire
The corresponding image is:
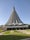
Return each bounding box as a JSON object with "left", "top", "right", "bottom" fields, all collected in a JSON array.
[{"left": 12, "top": 6, "right": 15, "bottom": 12}]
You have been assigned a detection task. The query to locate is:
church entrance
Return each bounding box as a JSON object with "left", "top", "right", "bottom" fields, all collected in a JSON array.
[{"left": 7, "top": 28, "right": 17, "bottom": 30}]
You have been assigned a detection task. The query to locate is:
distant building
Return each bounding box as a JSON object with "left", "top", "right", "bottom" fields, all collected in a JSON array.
[{"left": 2, "top": 7, "right": 29, "bottom": 30}]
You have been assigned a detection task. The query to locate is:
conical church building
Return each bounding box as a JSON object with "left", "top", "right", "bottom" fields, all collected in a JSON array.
[
  {"left": 3, "top": 7, "right": 28, "bottom": 30},
  {"left": 6, "top": 7, "right": 23, "bottom": 25}
]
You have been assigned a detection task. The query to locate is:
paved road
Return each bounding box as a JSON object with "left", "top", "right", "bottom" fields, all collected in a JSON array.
[{"left": 21, "top": 38, "right": 30, "bottom": 40}]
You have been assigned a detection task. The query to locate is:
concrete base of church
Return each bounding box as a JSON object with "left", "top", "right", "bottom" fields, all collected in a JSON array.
[{"left": 2, "top": 24, "right": 28, "bottom": 30}]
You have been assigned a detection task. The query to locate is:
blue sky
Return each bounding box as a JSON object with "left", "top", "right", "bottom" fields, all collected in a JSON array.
[{"left": 0, "top": 0, "right": 30, "bottom": 25}]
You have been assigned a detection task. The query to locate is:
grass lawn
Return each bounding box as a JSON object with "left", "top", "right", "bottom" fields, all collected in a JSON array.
[
  {"left": 0, "top": 30, "right": 3, "bottom": 33},
  {"left": 0, "top": 30, "right": 30, "bottom": 40},
  {"left": 0, "top": 35, "right": 30, "bottom": 40}
]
